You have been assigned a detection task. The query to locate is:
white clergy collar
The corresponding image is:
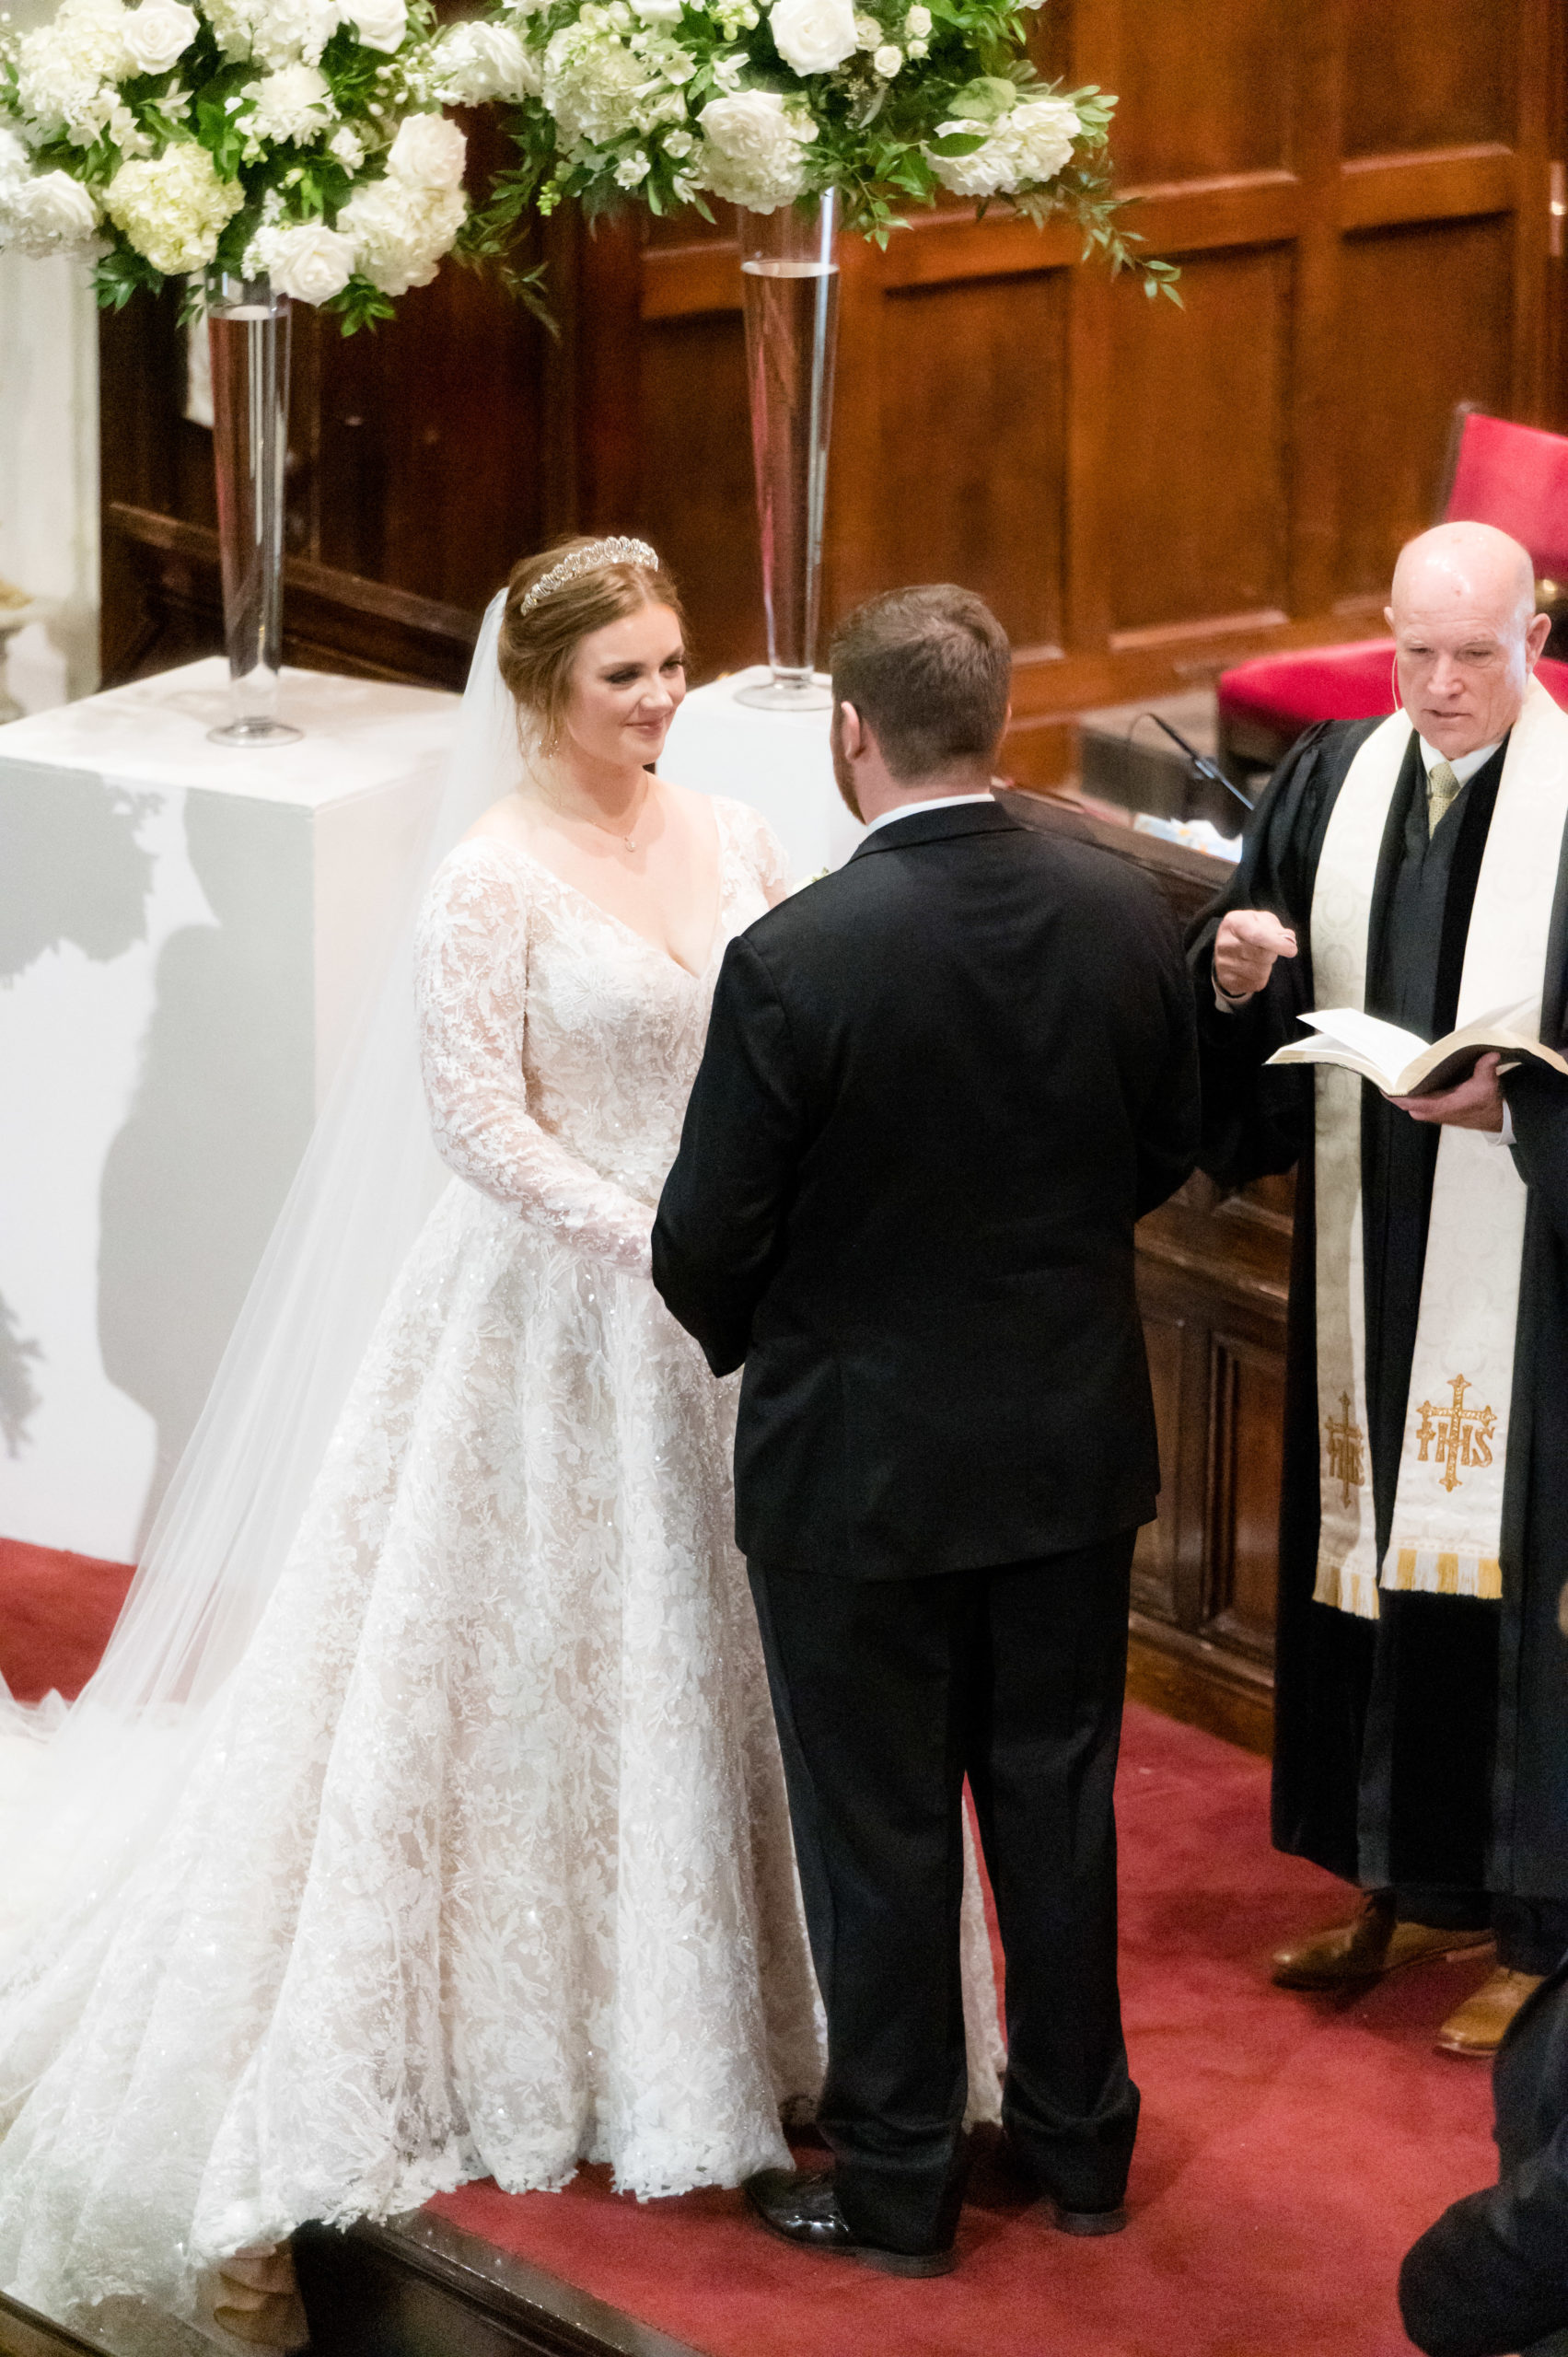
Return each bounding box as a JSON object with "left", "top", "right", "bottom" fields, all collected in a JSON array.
[
  {"left": 1416, "top": 734, "right": 1504, "bottom": 786},
  {"left": 861, "top": 791, "right": 995, "bottom": 836}
]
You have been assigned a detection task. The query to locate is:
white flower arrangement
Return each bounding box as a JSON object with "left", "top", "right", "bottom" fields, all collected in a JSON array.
[
  {"left": 0, "top": 0, "right": 474, "bottom": 326},
  {"left": 470, "top": 0, "right": 1178, "bottom": 288}
]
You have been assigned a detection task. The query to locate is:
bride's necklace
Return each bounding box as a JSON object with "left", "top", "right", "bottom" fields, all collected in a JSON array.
[{"left": 542, "top": 774, "right": 656, "bottom": 856}]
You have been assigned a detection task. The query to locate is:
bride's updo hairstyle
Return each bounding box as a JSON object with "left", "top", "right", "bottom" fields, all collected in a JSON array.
[{"left": 498, "top": 534, "right": 687, "bottom": 750}]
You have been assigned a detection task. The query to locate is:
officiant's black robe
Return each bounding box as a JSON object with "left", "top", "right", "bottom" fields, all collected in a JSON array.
[{"left": 1189, "top": 721, "right": 1568, "bottom": 1910}]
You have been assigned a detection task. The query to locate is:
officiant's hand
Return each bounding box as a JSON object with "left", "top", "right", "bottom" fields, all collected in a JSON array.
[
  {"left": 1389, "top": 1051, "right": 1505, "bottom": 1132},
  {"left": 1214, "top": 910, "right": 1298, "bottom": 1001}
]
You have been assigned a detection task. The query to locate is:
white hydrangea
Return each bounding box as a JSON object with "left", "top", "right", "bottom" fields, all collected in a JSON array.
[
  {"left": 541, "top": 20, "right": 646, "bottom": 146},
  {"left": 694, "top": 87, "right": 815, "bottom": 210},
  {"left": 1, "top": 166, "right": 101, "bottom": 255},
  {"left": 927, "top": 90, "right": 1078, "bottom": 196},
  {"left": 0, "top": 126, "right": 31, "bottom": 198},
  {"left": 17, "top": 0, "right": 130, "bottom": 145},
  {"left": 768, "top": 0, "right": 855, "bottom": 75},
  {"left": 204, "top": 0, "right": 336, "bottom": 68},
  {"left": 244, "top": 213, "right": 356, "bottom": 297},
  {"left": 386, "top": 111, "right": 466, "bottom": 191},
  {"left": 243, "top": 61, "right": 335, "bottom": 143},
  {"left": 329, "top": 122, "right": 366, "bottom": 168},
  {"left": 121, "top": 0, "right": 199, "bottom": 73},
  {"left": 337, "top": 172, "right": 464, "bottom": 293},
  {"left": 104, "top": 137, "right": 244, "bottom": 270},
  {"left": 435, "top": 19, "right": 540, "bottom": 103}
]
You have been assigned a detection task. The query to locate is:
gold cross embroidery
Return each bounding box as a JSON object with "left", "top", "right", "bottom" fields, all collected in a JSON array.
[
  {"left": 1413, "top": 1374, "right": 1498, "bottom": 1495},
  {"left": 1324, "top": 1391, "right": 1365, "bottom": 1505}
]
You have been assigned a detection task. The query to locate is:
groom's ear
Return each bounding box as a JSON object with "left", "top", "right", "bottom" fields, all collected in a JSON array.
[{"left": 838, "top": 701, "right": 865, "bottom": 762}]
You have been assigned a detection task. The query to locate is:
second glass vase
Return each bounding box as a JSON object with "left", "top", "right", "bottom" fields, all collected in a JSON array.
[
  {"left": 738, "top": 193, "right": 840, "bottom": 713},
  {"left": 205, "top": 271, "right": 301, "bottom": 748}
]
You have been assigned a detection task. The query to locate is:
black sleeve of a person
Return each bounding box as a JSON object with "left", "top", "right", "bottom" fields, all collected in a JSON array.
[
  {"left": 1133, "top": 893, "right": 1203, "bottom": 1220},
  {"left": 1184, "top": 725, "right": 1342, "bottom": 1191},
  {"left": 1507, "top": 1062, "right": 1568, "bottom": 1257},
  {"left": 652, "top": 933, "right": 807, "bottom": 1378},
  {"left": 1399, "top": 2131, "right": 1568, "bottom": 2357}
]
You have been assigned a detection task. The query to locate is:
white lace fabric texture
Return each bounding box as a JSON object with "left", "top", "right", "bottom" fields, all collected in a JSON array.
[{"left": 0, "top": 795, "right": 1002, "bottom": 2337}]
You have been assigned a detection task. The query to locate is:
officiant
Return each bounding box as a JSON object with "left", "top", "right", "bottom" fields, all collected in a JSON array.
[{"left": 1189, "top": 521, "right": 1568, "bottom": 2059}]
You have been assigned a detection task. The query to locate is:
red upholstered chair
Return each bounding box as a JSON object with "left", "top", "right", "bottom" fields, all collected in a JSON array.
[{"left": 1217, "top": 408, "right": 1568, "bottom": 774}]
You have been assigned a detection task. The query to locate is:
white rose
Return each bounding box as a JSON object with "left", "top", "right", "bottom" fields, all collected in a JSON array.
[
  {"left": 768, "top": 0, "right": 855, "bottom": 75},
  {"left": 905, "top": 3, "right": 929, "bottom": 29},
  {"left": 261, "top": 217, "right": 356, "bottom": 299},
  {"left": 436, "top": 20, "right": 537, "bottom": 102},
  {"left": 328, "top": 123, "right": 366, "bottom": 167},
  {"left": 122, "top": 0, "right": 198, "bottom": 72},
  {"left": 696, "top": 87, "right": 814, "bottom": 210},
  {"left": 338, "top": 0, "right": 407, "bottom": 47},
  {"left": 1005, "top": 93, "right": 1079, "bottom": 181},
  {"left": 871, "top": 41, "right": 900, "bottom": 73},
  {"left": 6, "top": 167, "right": 100, "bottom": 254},
  {"left": 613, "top": 146, "right": 650, "bottom": 186},
  {"left": 386, "top": 111, "right": 466, "bottom": 191},
  {"left": 851, "top": 10, "right": 877, "bottom": 42}
]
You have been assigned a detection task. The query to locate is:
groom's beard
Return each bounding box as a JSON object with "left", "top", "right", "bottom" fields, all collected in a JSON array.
[{"left": 830, "top": 711, "right": 864, "bottom": 823}]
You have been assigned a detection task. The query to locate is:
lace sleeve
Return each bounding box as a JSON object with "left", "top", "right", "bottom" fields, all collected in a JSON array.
[
  {"left": 415, "top": 844, "right": 654, "bottom": 1276},
  {"left": 720, "top": 798, "right": 792, "bottom": 904}
]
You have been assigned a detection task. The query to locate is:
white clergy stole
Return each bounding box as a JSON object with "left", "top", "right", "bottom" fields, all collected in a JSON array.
[{"left": 1309, "top": 675, "right": 1568, "bottom": 1620}]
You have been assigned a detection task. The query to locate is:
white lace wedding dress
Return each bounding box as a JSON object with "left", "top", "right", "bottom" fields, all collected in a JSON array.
[{"left": 0, "top": 800, "right": 839, "bottom": 2332}]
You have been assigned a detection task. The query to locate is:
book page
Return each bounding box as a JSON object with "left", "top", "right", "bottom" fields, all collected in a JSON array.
[{"left": 1295, "top": 1007, "right": 1425, "bottom": 1089}]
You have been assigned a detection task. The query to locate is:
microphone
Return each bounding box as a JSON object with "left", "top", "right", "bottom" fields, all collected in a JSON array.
[{"left": 1141, "top": 714, "right": 1255, "bottom": 814}]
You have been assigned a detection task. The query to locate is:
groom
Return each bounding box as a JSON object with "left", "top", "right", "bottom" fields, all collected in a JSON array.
[{"left": 653, "top": 585, "right": 1201, "bottom": 2275}]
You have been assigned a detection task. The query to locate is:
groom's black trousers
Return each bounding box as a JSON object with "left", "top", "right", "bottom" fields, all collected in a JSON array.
[{"left": 747, "top": 1531, "right": 1140, "bottom": 2253}]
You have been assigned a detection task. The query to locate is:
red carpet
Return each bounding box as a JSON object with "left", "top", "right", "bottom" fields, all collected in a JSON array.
[
  {"left": 430, "top": 1704, "right": 1497, "bottom": 2357},
  {"left": 1, "top": 1550, "right": 1494, "bottom": 2351},
  {"left": 0, "top": 1538, "right": 135, "bottom": 1702}
]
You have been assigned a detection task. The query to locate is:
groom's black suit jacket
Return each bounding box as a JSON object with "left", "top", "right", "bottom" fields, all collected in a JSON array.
[{"left": 653, "top": 797, "right": 1201, "bottom": 1578}]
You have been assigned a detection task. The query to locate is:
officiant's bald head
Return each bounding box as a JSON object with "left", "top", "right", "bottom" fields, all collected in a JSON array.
[{"left": 1387, "top": 521, "right": 1551, "bottom": 759}]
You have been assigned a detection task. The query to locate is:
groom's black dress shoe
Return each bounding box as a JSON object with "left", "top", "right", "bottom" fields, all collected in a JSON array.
[{"left": 742, "top": 2169, "right": 958, "bottom": 2277}]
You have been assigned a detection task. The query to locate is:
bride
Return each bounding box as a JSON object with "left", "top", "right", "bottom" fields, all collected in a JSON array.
[{"left": 0, "top": 533, "right": 1002, "bottom": 2351}]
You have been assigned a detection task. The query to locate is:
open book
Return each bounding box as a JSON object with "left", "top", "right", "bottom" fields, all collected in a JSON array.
[{"left": 1264, "top": 1004, "right": 1568, "bottom": 1096}]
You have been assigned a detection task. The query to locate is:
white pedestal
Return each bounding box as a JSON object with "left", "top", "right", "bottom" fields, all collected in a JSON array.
[
  {"left": 662, "top": 667, "right": 864, "bottom": 880},
  {"left": 0, "top": 658, "right": 459, "bottom": 1561}
]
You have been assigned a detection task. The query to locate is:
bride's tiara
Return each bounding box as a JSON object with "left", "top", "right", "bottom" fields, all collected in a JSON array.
[{"left": 516, "top": 538, "right": 660, "bottom": 620}]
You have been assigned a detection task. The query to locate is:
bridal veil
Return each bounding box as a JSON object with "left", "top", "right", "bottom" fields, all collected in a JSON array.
[{"left": 0, "top": 596, "right": 516, "bottom": 1952}]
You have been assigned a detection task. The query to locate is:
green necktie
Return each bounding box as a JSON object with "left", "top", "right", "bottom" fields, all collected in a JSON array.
[{"left": 1427, "top": 760, "right": 1461, "bottom": 836}]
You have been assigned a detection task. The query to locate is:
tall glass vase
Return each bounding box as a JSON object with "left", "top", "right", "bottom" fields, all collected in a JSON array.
[
  {"left": 737, "top": 193, "right": 840, "bottom": 713},
  {"left": 205, "top": 271, "right": 301, "bottom": 747}
]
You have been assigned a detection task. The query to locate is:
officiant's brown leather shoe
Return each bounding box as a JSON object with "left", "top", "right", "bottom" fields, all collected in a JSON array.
[
  {"left": 1435, "top": 1967, "right": 1545, "bottom": 2057},
  {"left": 1271, "top": 1894, "right": 1493, "bottom": 1991},
  {"left": 743, "top": 2168, "right": 957, "bottom": 2277}
]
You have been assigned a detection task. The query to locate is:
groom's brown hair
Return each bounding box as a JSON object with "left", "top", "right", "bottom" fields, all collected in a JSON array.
[{"left": 830, "top": 586, "right": 1011, "bottom": 783}]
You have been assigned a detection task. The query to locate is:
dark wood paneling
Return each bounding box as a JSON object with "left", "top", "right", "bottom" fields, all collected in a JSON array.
[
  {"left": 637, "top": 307, "right": 759, "bottom": 678},
  {"left": 879, "top": 269, "right": 1068, "bottom": 650},
  {"left": 1206, "top": 1330, "right": 1287, "bottom": 1658},
  {"left": 1089, "top": 0, "right": 1295, "bottom": 183},
  {"left": 1101, "top": 244, "right": 1292, "bottom": 636},
  {"left": 1334, "top": 216, "right": 1515, "bottom": 599},
  {"left": 1343, "top": 0, "right": 1519, "bottom": 157}
]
